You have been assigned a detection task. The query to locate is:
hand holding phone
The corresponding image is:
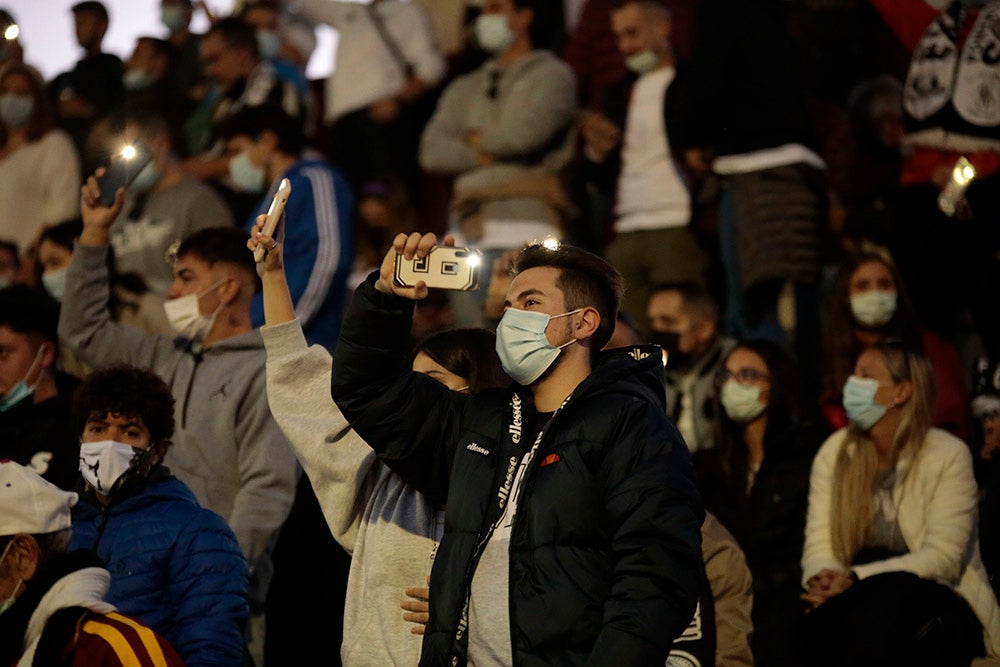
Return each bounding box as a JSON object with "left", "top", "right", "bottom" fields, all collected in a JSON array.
[
  {"left": 99, "top": 140, "right": 154, "bottom": 206},
  {"left": 253, "top": 178, "right": 291, "bottom": 262}
]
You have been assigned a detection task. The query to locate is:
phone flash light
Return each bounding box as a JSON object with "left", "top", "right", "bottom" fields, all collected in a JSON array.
[
  {"left": 956, "top": 163, "right": 977, "bottom": 185},
  {"left": 4, "top": 25, "right": 18, "bottom": 41},
  {"left": 120, "top": 145, "right": 137, "bottom": 160},
  {"left": 466, "top": 254, "right": 481, "bottom": 268}
]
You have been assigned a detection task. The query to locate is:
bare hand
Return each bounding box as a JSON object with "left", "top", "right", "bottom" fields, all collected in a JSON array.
[
  {"left": 801, "top": 569, "right": 853, "bottom": 609},
  {"left": 247, "top": 214, "right": 283, "bottom": 278},
  {"left": 81, "top": 168, "right": 124, "bottom": 232},
  {"left": 369, "top": 98, "right": 400, "bottom": 124},
  {"left": 579, "top": 111, "right": 621, "bottom": 161},
  {"left": 375, "top": 232, "right": 455, "bottom": 300},
  {"left": 685, "top": 148, "right": 711, "bottom": 177},
  {"left": 401, "top": 585, "right": 430, "bottom": 635}
]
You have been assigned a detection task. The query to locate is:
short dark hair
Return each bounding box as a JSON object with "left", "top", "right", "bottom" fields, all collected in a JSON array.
[
  {"left": 650, "top": 281, "right": 718, "bottom": 325},
  {"left": 71, "top": 365, "right": 175, "bottom": 445},
  {"left": 205, "top": 16, "right": 259, "bottom": 56},
  {"left": 413, "top": 328, "right": 509, "bottom": 394},
  {"left": 135, "top": 35, "right": 177, "bottom": 64},
  {"left": 0, "top": 285, "right": 59, "bottom": 344},
  {"left": 511, "top": 243, "right": 624, "bottom": 352},
  {"left": 71, "top": 1, "right": 109, "bottom": 23},
  {"left": 38, "top": 219, "right": 83, "bottom": 253},
  {"left": 218, "top": 104, "right": 305, "bottom": 156},
  {"left": 175, "top": 227, "right": 259, "bottom": 289}
]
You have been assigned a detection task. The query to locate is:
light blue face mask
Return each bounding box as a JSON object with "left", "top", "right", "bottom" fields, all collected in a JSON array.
[
  {"left": 495, "top": 307, "right": 582, "bottom": 385},
  {"left": 161, "top": 5, "right": 186, "bottom": 32},
  {"left": 0, "top": 345, "right": 44, "bottom": 412},
  {"left": 475, "top": 13, "right": 515, "bottom": 54},
  {"left": 625, "top": 49, "right": 659, "bottom": 75},
  {"left": 842, "top": 375, "right": 888, "bottom": 431},
  {"left": 850, "top": 290, "right": 897, "bottom": 327},
  {"left": 123, "top": 68, "right": 153, "bottom": 91},
  {"left": 41, "top": 267, "right": 67, "bottom": 302},
  {"left": 0, "top": 93, "right": 33, "bottom": 129},
  {"left": 228, "top": 150, "right": 267, "bottom": 193},
  {"left": 128, "top": 161, "right": 161, "bottom": 194},
  {"left": 720, "top": 379, "right": 766, "bottom": 424},
  {"left": 256, "top": 29, "right": 281, "bottom": 60}
]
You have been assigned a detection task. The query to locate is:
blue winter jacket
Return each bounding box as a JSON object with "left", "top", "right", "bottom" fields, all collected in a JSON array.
[{"left": 71, "top": 469, "right": 249, "bottom": 667}]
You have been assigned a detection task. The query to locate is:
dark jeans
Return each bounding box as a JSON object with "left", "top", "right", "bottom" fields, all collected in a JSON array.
[{"left": 799, "top": 571, "right": 984, "bottom": 667}]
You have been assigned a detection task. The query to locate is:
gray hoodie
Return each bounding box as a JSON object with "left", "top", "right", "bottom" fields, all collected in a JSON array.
[{"left": 57, "top": 243, "right": 298, "bottom": 602}]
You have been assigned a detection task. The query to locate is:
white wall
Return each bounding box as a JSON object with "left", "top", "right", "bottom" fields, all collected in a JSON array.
[{"left": 3, "top": 0, "right": 335, "bottom": 81}]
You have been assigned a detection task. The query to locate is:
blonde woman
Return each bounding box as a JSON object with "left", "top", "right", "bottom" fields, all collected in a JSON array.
[{"left": 800, "top": 340, "right": 1000, "bottom": 666}]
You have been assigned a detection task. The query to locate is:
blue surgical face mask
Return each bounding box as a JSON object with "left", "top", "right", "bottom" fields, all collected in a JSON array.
[
  {"left": 41, "top": 267, "right": 68, "bottom": 302},
  {"left": 256, "top": 29, "right": 281, "bottom": 60},
  {"left": 228, "top": 150, "right": 267, "bottom": 193},
  {"left": 720, "top": 379, "right": 767, "bottom": 424},
  {"left": 843, "top": 375, "right": 888, "bottom": 430},
  {"left": 0, "top": 344, "right": 44, "bottom": 412},
  {"left": 0, "top": 93, "right": 33, "bottom": 129},
  {"left": 495, "top": 307, "right": 582, "bottom": 385},
  {"left": 161, "top": 5, "right": 187, "bottom": 32},
  {"left": 128, "top": 161, "right": 161, "bottom": 194},
  {"left": 123, "top": 68, "right": 153, "bottom": 91},
  {"left": 625, "top": 49, "right": 659, "bottom": 75},
  {"left": 475, "top": 13, "right": 515, "bottom": 54},
  {"left": 850, "top": 290, "right": 897, "bottom": 327}
]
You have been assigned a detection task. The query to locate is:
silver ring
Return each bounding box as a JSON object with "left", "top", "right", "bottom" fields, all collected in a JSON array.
[{"left": 269, "top": 241, "right": 279, "bottom": 251}]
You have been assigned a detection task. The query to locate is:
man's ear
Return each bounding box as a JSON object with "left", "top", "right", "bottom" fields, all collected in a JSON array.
[
  {"left": 574, "top": 307, "right": 601, "bottom": 340},
  {"left": 6, "top": 534, "right": 40, "bottom": 583}
]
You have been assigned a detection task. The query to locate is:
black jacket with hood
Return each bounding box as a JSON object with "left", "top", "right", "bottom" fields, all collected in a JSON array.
[{"left": 331, "top": 276, "right": 705, "bottom": 666}]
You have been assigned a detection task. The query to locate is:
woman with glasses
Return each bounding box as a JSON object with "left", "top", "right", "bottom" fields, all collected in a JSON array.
[
  {"left": 819, "top": 251, "right": 971, "bottom": 440},
  {"left": 800, "top": 340, "right": 1000, "bottom": 665},
  {"left": 694, "top": 339, "right": 820, "bottom": 667}
]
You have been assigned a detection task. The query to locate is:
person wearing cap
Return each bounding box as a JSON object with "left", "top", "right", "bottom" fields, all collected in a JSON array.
[
  {"left": 69, "top": 364, "right": 250, "bottom": 667},
  {"left": 0, "top": 459, "right": 185, "bottom": 666}
]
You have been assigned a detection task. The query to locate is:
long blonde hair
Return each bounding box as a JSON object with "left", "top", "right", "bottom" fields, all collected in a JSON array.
[{"left": 831, "top": 341, "right": 935, "bottom": 565}]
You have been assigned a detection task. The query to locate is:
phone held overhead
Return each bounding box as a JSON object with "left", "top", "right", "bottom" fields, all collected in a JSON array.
[
  {"left": 394, "top": 246, "right": 482, "bottom": 291},
  {"left": 99, "top": 140, "right": 154, "bottom": 206},
  {"left": 254, "top": 178, "right": 292, "bottom": 262}
]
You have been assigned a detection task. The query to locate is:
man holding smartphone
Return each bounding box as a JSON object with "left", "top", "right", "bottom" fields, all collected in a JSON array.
[{"left": 331, "top": 232, "right": 704, "bottom": 665}]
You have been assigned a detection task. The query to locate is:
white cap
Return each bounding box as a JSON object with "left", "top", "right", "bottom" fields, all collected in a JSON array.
[{"left": 0, "top": 460, "right": 77, "bottom": 536}]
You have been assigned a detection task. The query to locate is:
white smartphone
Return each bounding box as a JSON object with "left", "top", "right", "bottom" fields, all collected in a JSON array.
[
  {"left": 254, "top": 178, "right": 291, "bottom": 262},
  {"left": 394, "top": 246, "right": 482, "bottom": 291}
]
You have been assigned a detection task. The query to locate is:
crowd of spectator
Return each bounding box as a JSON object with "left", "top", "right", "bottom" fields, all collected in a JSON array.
[{"left": 1, "top": 0, "right": 1000, "bottom": 665}]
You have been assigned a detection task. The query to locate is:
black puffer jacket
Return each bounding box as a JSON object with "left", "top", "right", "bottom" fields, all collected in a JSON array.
[{"left": 332, "top": 277, "right": 705, "bottom": 666}]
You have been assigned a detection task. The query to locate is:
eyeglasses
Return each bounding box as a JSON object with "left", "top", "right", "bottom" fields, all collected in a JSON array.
[{"left": 717, "top": 368, "right": 770, "bottom": 385}]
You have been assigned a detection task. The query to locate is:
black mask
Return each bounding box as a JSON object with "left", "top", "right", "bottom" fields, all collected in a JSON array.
[{"left": 648, "top": 331, "right": 692, "bottom": 370}]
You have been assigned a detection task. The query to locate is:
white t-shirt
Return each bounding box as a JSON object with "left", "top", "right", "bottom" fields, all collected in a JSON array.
[
  {"left": 0, "top": 129, "right": 80, "bottom": 252},
  {"left": 614, "top": 66, "right": 690, "bottom": 233}
]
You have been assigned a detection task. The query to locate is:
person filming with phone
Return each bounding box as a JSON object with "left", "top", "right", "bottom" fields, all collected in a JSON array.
[
  {"left": 330, "top": 232, "right": 704, "bottom": 665},
  {"left": 57, "top": 171, "right": 298, "bottom": 662}
]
